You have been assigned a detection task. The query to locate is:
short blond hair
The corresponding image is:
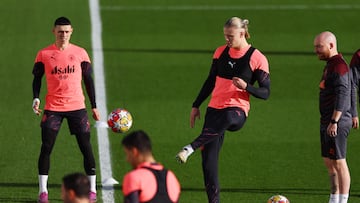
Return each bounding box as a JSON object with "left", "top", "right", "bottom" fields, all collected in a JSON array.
[{"left": 224, "top": 17, "right": 250, "bottom": 39}]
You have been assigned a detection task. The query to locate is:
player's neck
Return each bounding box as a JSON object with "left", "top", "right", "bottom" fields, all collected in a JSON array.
[
  {"left": 55, "top": 42, "right": 70, "bottom": 51},
  {"left": 233, "top": 40, "right": 249, "bottom": 50},
  {"left": 137, "top": 155, "right": 156, "bottom": 166},
  {"left": 329, "top": 51, "right": 339, "bottom": 58},
  {"left": 143, "top": 155, "right": 156, "bottom": 164},
  {"left": 75, "top": 198, "right": 90, "bottom": 203}
]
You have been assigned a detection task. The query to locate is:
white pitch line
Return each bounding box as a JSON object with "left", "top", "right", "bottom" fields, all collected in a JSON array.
[
  {"left": 89, "top": 0, "right": 117, "bottom": 203},
  {"left": 101, "top": 4, "right": 360, "bottom": 11}
]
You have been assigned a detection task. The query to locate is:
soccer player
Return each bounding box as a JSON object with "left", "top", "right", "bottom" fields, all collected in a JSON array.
[
  {"left": 176, "top": 17, "right": 270, "bottom": 202},
  {"left": 32, "top": 17, "right": 100, "bottom": 203},
  {"left": 350, "top": 49, "right": 360, "bottom": 128},
  {"left": 122, "top": 130, "right": 181, "bottom": 203},
  {"left": 62, "top": 172, "right": 91, "bottom": 203},
  {"left": 314, "top": 31, "right": 356, "bottom": 203},
  {"left": 350, "top": 49, "right": 360, "bottom": 79}
]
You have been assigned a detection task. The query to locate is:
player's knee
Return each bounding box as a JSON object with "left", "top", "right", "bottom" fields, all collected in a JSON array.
[
  {"left": 40, "top": 142, "right": 55, "bottom": 155},
  {"left": 333, "top": 159, "right": 348, "bottom": 171}
]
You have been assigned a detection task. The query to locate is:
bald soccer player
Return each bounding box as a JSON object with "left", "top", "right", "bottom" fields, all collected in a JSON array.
[{"left": 314, "top": 31, "right": 357, "bottom": 203}]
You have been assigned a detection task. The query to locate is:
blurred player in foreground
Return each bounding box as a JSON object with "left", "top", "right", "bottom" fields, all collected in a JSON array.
[
  {"left": 62, "top": 172, "right": 91, "bottom": 203},
  {"left": 122, "top": 130, "right": 181, "bottom": 203},
  {"left": 176, "top": 16, "right": 270, "bottom": 202},
  {"left": 32, "top": 16, "right": 100, "bottom": 203}
]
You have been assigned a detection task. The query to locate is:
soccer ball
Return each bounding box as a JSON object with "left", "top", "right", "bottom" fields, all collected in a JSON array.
[
  {"left": 107, "top": 108, "right": 133, "bottom": 133},
  {"left": 267, "top": 195, "right": 290, "bottom": 203}
]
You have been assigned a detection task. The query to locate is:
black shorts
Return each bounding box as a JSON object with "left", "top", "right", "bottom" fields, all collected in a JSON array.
[
  {"left": 203, "top": 107, "right": 246, "bottom": 134},
  {"left": 320, "top": 125, "right": 350, "bottom": 160},
  {"left": 41, "top": 109, "right": 90, "bottom": 135}
]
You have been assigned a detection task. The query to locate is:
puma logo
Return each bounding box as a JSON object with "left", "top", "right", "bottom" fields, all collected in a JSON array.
[{"left": 228, "top": 61, "right": 236, "bottom": 68}]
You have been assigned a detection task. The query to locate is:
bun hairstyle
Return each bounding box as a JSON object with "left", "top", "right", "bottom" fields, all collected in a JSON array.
[{"left": 224, "top": 17, "right": 250, "bottom": 39}]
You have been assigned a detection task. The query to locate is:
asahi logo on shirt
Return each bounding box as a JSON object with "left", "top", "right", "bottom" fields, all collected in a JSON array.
[
  {"left": 51, "top": 65, "right": 75, "bottom": 75},
  {"left": 51, "top": 65, "right": 75, "bottom": 80}
]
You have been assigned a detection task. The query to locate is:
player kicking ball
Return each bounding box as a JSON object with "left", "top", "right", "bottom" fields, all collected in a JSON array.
[{"left": 176, "top": 17, "right": 270, "bottom": 202}]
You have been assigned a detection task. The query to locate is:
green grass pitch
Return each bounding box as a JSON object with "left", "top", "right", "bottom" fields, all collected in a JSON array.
[{"left": 1, "top": 0, "right": 360, "bottom": 202}]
